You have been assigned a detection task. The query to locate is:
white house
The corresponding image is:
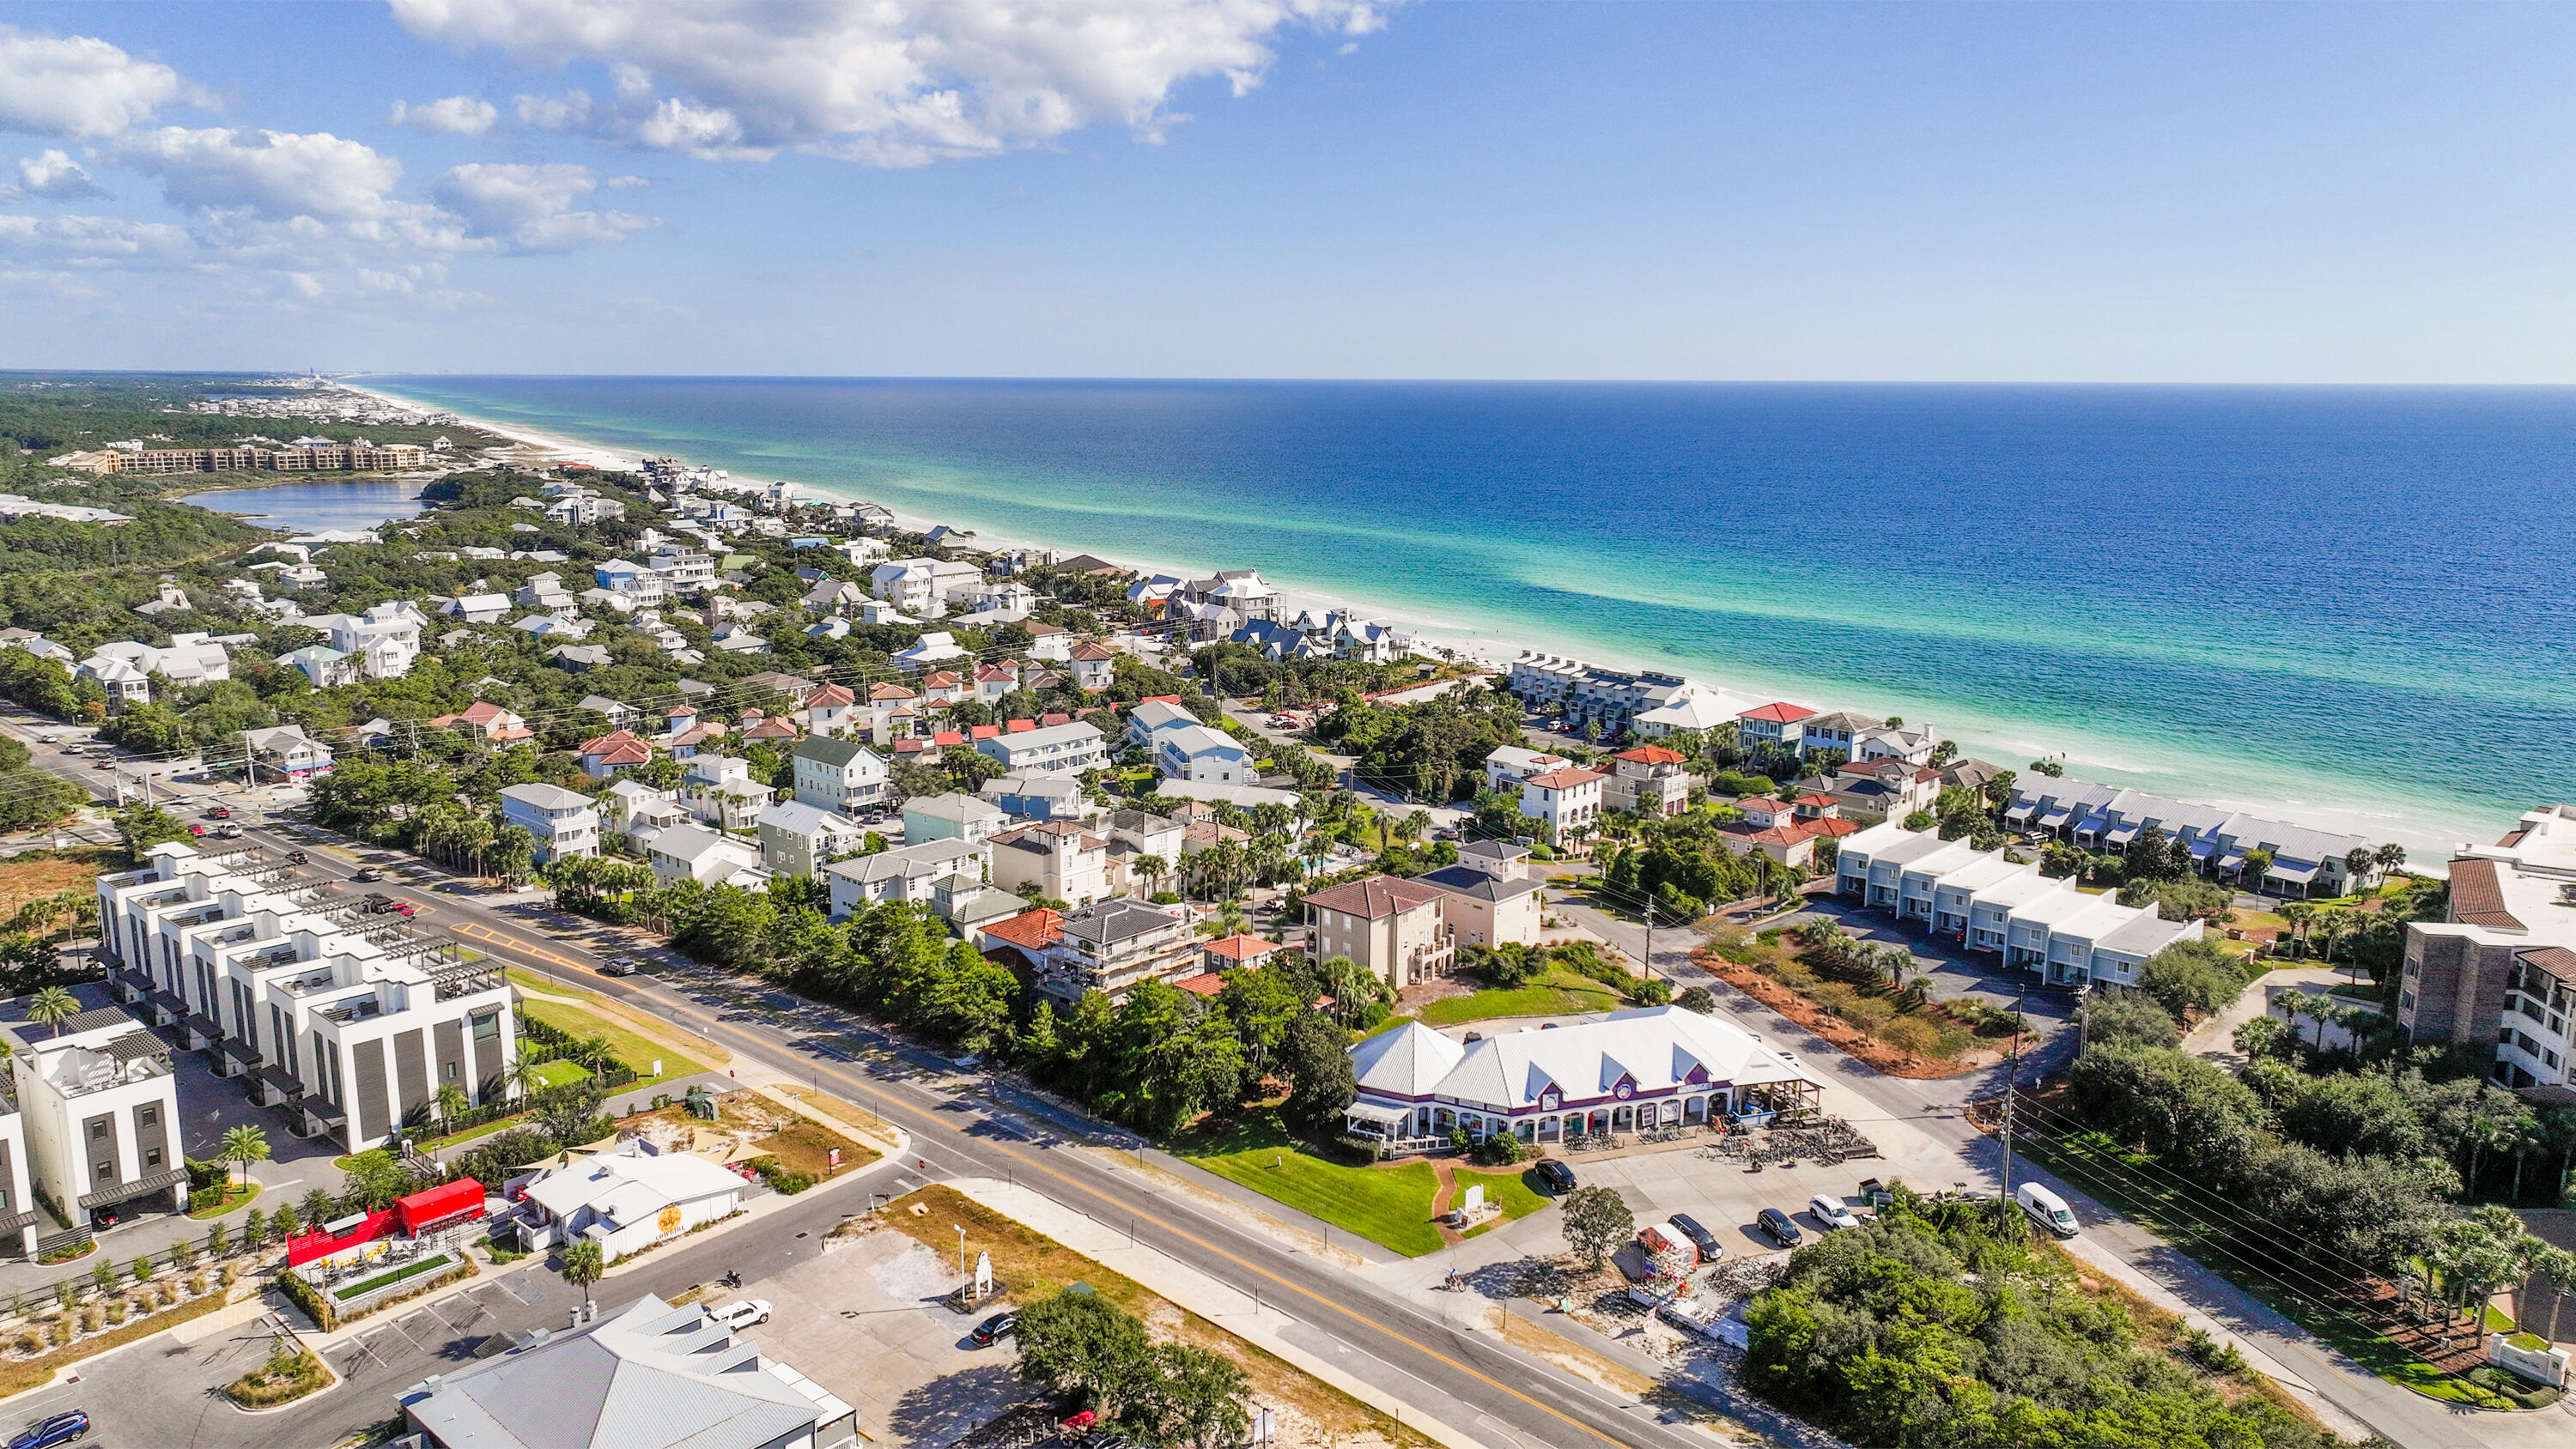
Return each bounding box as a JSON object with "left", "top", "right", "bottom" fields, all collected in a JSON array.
[
  {"left": 601, "top": 779, "right": 686, "bottom": 840},
  {"left": 644, "top": 824, "right": 768, "bottom": 888},
  {"left": 680, "top": 755, "right": 769, "bottom": 834},
  {"left": 1343, "top": 1007, "right": 1826, "bottom": 1151},
  {"left": 1154, "top": 724, "right": 1250, "bottom": 784},
  {"left": 977, "top": 720, "right": 1106, "bottom": 775},
  {"left": 1516, "top": 765, "right": 1606, "bottom": 845},
  {"left": 1068, "top": 640, "right": 1118, "bottom": 691},
  {"left": 241, "top": 723, "right": 335, "bottom": 783},
  {"left": 94, "top": 634, "right": 230, "bottom": 689},
  {"left": 517, "top": 1142, "right": 746, "bottom": 1263},
  {"left": 0, "top": 983, "right": 184, "bottom": 1232},
  {"left": 498, "top": 782, "right": 601, "bottom": 864},
  {"left": 792, "top": 737, "right": 889, "bottom": 815},
  {"left": 869, "top": 558, "right": 982, "bottom": 617},
  {"left": 826, "top": 838, "right": 991, "bottom": 919},
  {"left": 443, "top": 593, "right": 511, "bottom": 624},
  {"left": 76, "top": 655, "right": 150, "bottom": 709},
  {"left": 892, "top": 630, "right": 971, "bottom": 669},
  {"left": 990, "top": 820, "right": 1109, "bottom": 908}
]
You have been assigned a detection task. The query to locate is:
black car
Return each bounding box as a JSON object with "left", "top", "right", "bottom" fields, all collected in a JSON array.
[
  {"left": 1531, "top": 1159, "right": 1577, "bottom": 1193},
  {"left": 1756, "top": 1208, "right": 1804, "bottom": 1248},
  {"left": 287, "top": 850, "right": 307, "bottom": 864},
  {"left": 8, "top": 1410, "right": 90, "bottom": 1449},
  {"left": 969, "top": 1311, "right": 1017, "bottom": 1347},
  {"left": 1668, "top": 1212, "right": 1724, "bottom": 1260},
  {"left": 351, "top": 868, "right": 382, "bottom": 882}
]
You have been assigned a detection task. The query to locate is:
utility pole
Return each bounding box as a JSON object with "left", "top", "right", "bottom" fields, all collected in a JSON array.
[
  {"left": 2000, "top": 976, "right": 2027, "bottom": 1218},
  {"left": 1642, "top": 898, "right": 1655, "bottom": 981}
]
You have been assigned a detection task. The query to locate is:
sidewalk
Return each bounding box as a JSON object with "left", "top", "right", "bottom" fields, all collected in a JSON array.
[{"left": 945, "top": 1176, "right": 1493, "bottom": 1449}]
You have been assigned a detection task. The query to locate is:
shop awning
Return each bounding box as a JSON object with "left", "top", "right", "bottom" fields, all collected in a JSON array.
[{"left": 1343, "top": 1100, "right": 1413, "bottom": 1127}]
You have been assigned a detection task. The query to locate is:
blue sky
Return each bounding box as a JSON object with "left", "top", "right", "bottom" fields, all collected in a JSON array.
[{"left": 2, "top": 1, "right": 2572, "bottom": 381}]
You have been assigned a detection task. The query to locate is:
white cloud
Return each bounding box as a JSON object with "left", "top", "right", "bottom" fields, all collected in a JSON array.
[
  {"left": 0, "top": 213, "right": 193, "bottom": 267},
  {"left": 392, "top": 0, "right": 1390, "bottom": 165},
  {"left": 388, "top": 94, "right": 499, "bottom": 136},
  {"left": 118, "top": 125, "right": 406, "bottom": 223},
  {"left": 13, "top": 149, "right": 106, "bottom": 201},
  {"left": 0, "top": 24, "right": 194, "bottom": 138},
  {"left": 429, "top": 161, "right": 653, "bottom": 254}
]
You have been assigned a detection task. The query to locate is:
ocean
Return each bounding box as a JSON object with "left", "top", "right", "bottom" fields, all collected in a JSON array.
[{"left": 363, "top": 376, "right": 2576, "bottom": 861}]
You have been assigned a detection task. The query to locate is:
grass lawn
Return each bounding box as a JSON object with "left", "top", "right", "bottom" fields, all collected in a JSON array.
[
  {"left": 186, "top": 1181, "right": 258, "bottom": 1220},
  {"left": 1174, "top": 1109, "right": 1446, "bottom": 1257},
  {"left": 2012, "top": 1119, "right": 2502, "bottom": 1407},
  {"left": 515, "top": 995, "right": 706, "bottom": 1084},
  {"left": 1457, "top": 1165, "right": 1551, "bottom": 1240},
  {"left": 1414, "top": 968, "right": 1625, "bottom": 1027},
  {"left": 529, "top": 1058, "right": 592, "bottom": 1089}
]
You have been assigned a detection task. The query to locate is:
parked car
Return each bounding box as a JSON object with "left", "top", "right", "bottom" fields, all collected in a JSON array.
[
  {"left": 708, "top": 1298, "right": 773, "bottom": 1331},
  {"left": 969, "top": 1310, "right": 1017, "bottom": 1347},
  {"left": 1531, "top": 1159, "right": 1577, "bottom": 1193},
  {"left": 1755, "top": 1208, "right": 1804, "bottom": 1248},
  {"left": 90, "top": 761, "right": 112, "bottom": 771},
  {"left": 7, "top": 1410, "right": 89, "bottom": 1449},
  {"left": 1807, "top": 1194, "right": 1860, "bottom": 1232},
  {"left": 1668, "top": 1212, "right": 1724, "bottom": 1261},
  {"left": 350, "top": 868, "right": 383, "bottom": 882},
  {"left": 2015, "top": 1182, "right": 2081, "bottom": 1240}
]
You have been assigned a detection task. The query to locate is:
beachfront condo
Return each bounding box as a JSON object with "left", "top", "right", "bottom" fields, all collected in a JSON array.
[{"left": 2396, "top": 803, "right": 2576, "bottom": 1093}]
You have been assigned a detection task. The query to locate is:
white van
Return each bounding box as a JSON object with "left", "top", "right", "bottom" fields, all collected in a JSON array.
[{"left": 2016, "top": 1182, "right": 2080, "bottom": 1239}]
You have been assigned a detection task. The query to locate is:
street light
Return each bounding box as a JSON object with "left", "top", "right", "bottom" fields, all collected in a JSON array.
[{"left": 957, "top": 1223, "right": 967, "bottom": 1276}]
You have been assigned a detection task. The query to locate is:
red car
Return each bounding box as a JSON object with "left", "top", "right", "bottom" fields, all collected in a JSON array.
[
  {"left": 389, "top": 901, "right": 418, "bottom": 917},
  {"left": 186, "top": 824, "right": 205, "bottom": 836},
  {"left": 205, "top": 806, "right": 231, "bottom": 819}
]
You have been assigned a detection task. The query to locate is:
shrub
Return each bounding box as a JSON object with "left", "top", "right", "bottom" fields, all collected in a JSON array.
[
  {"left": 1629, "top": 976, "right": 1673, "bottom": 1006},
  {"left": 1771, "top": 960, "right": 1816, "bottom": 990},
  {"left": 1676, "top": 985, "right": 1716, "bottom": 1015},
  {"left": 1808, "top": 982, "right": 1857, "bottom": 1017},
  {"left": 1878, "top": 1016, "right": 1947, "bottom": 1058},
  {"left": 187, "top": 1185, "right": 225, "bottom": 1213},
  {"left": 1842, "top": 997, "right": 1896, "bottom": 1034},
  {"left": 12, "top": 1331, "right": 37, "bottom": 1355}
]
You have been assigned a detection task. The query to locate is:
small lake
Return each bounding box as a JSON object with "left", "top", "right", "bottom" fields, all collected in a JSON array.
[{"left": 189, "top": 479, "right": 428, "bottom": 532}]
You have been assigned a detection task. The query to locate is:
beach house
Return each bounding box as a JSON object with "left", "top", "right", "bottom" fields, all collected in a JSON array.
[
  {"left": 1605, "top": 744, "right": 1692, "bottom": 817},
  {"left": 792, "top": 736, "right": 889, "bottom": 815},
  {"left": 1303, "top": 876, "right": 1453, "bottom": 989},
  {"left": 1736, "top": 700, "right": 1815, "bottom": 752},
  {"left": 498, "top": 783, "right": 601, "bottom": 864},
  {"left": 1155, "top": 723, "right": 1250, "bottom": 784},
  {"left": 975, "top": 720, "right": 1105, "bottom": 776},
  {"left": 990, "top": 820, "right": 1109, "bottom": 908}
]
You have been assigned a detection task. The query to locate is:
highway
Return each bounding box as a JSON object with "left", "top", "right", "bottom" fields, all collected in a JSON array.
[{"left": 167, "top": 800, "right": 1716, "bottom": 1449}]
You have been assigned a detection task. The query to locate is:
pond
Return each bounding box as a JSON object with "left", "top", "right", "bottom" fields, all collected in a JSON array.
[{"left": 189, "top": 478, "right": 428, "bottom": 532}]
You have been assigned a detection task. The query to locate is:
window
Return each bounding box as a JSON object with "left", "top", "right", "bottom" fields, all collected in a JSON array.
[
  {"left": 471, "top": 1015, "right": 500, "bottom": 1042},
  {"left": 443, "top": 1061, "right": 458, "bottom": 1081},
  {"left": 144, "top": 1148, "right": 161, "bottom": 1167},
  {"left": 88, "top": 1122, "right": 107, "bottom": 1142},
  {"left": 138, "top": 1106, "right": 157, "bottom": 1128},
  {"left": 94, "top": 1161, "right": 111, "bottom": 1181}
]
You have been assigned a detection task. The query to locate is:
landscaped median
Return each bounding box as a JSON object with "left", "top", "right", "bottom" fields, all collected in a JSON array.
[{"left": 1173, "top": 1108, "right": 1551, "bottom": 1257}]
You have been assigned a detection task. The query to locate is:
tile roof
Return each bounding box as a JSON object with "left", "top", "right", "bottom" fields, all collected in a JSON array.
[
  {"left": 2449, "top": 857, "right": 2524, "bottom": 931},
  {"left": 981, "top": 907, "right": 1063, "bottom": 952},
  {"left": 1614, "top": 745, "right": 1686, "bottom": 765},
  {"left": 1303, "top": 874, "right": 1449, "bottom": 919},
  {"left": 1172, "top": 973, "right": 1227, "bottom": 997},
  {"left": 1739, "top": 701, "right": 1815, "bottom": 724},
  {"left": 2519, "top": 946, "right": 2576, "bottom": 987},
  {"left": 1524, "top": 767, "right": 1606, "bottom": 790},
  {"left": 1202, "top": 934, "right": 1284, "bottom": 962}
]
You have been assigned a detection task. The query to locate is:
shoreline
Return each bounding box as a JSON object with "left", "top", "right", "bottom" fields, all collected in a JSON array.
[{"left": 348, "top": 376, "right": 2486, "bottom": 868}]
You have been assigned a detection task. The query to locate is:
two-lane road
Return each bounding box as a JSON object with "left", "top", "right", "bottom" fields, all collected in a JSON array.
[{"left": 230, "top": 815, "right": 1714, "bottom": 1449}]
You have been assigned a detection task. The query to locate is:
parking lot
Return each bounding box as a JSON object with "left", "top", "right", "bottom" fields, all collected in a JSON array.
[
  {"left": 1548, "top": 1144, "right": 1889, "bottom": 1262},
  {"left": 728, "top": 1225, "right": 1030, "bottom": 1447}
]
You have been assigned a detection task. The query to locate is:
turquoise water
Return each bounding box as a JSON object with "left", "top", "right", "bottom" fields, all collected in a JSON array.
[
  {"left": 367, "top": 376, "right": 2576, "bottom": 858},
  {"left": 191, "top": 479, "right": 428, "bottom": 532}
]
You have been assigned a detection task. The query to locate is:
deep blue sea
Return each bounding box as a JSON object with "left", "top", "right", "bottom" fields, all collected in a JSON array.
[{"left": 366, "top": 377, "right": 2576, "bottom": 860}]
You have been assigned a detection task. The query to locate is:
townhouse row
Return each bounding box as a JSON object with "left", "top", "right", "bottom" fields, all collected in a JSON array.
[
  {"left": 1832, "top": 820, "right": 2202, "bottom": 987},
  {"left": 95, "top": 842, "right": 519, "bottom": 1155},
  {"left": 1999, "top": 778, "right": 2371, "bottom": 898}
]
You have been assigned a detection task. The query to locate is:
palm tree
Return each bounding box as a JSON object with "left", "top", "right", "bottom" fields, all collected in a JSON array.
[
  {"left": 1133, "top": 855, "right": 1167, "bottom": 896},
  {"left": 22, "top": 985, "right": 77, "bottom": 1039},
  {"left": 573, "top": 1033, "right": 615, "bottom": 1072},
  {"left": 434, "top": 1082, "right": 471, "bottom": 1127},
  {"left": 2277, "top": 900, "right": 2316, "bottom": 959},
  {"left": 218, "top": 1124, "right": 270, "bottom": 1188},
  {"left": 559, "top": 1238, "right": 605, "bottom": 1316},
  {"left": 504, "top": 1053, "right": 549, "bottom": 1100},
  {"left": 2373, "top": 841, "right": 2407, "bottom": 882},
  {"left": 2343, "top": 846, "right": 2375, "bottom": 894}
]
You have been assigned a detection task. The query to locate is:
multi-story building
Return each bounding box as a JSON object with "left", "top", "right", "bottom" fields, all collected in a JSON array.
[
  {"left": 990, "top": 821, "right": 1109, "bottom": 908},
  {"left": 1605, "top": 744, "right": 1692, "bottom": 818},
  {"left": 54, "top": 444, "right": 428, "bottom": 475},
  {"left": 1125, "top": 700, "right": 1200, "bottom": 751},
  {"left": 241, "top": 724, "right": 337, "bottom": 784},
  {"left": 680, "top": 755, "right": 769, "bottom": 834},
  {"left": 1832, "top": 822, "right": 2199, "bottom": 987},
  {"left": 0, "top": 1085, "right": 33, "bottom": 1256},
  {"left": 643, "top": 825, "right": 767, "bottom": 887},
  {"left": 1998, "top": 779, "right": 2368, "bottom": 898},
  {"left": 0, "top": 983, "right": 181, "bottom": 1236},
  {"left": 2396, "top": 803, "right": 2576, "bottom": 1091},
  {"left": 868, "top": 558, "right": 982, "bottom": 616},
  {"left": 825, "top": 839, "right": 990, "bottom": 919},
  {"left": 754, "top": 801, "right": 865, "bottom": 879},
  {"left": 1303, "top": 876, "right": 1454, "bottom": 989},
  {"left": 1500, "top": 652, "right": 1698, "bottom": 737},
  {"left": 94, "top": 843, "right": 515, "bottom": 1153},
  {"left": 902, "top": 792, "right": 1008, "bottom": 845},
  {"left": 1797, "top": 710, "right": 1878, "bottom": 759},
  {"left": 303, "top": 603, "right": 423, "bottom": 680},
  {"left": 1516, "top": 766, "right": 1605, "bottom": 846},
  {"left": 975, "top": 720, "right": 1105, "bottom": 776},
  {"left": 647, "top": 549, "right": 717, "bottom": 591},
  {"left": 1154, "top": 724, "right": 1249, "bottom": 784},
  {"left": 1735, "top": 701, "right": 1815, "bottom": 752},
  {"left": 791, "top": 737, "right": 889, "bottom": 815},
  {"left": 1414, "top": 846, "right": 1545, "bottom": 949},
  {"left": 1038, "top": 900, "right": 1199, "bottom": 1002},
  {"left": 497, "top": 783, "right": 601, "bottom": 864}
]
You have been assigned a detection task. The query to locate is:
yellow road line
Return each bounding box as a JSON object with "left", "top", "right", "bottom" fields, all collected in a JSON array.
[{"left": 460, "top": 921, "right": 1632, "bottom": 1447}]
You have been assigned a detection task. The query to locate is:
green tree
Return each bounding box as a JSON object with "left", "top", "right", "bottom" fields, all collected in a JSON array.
[
  {"left": 558, "top": 1238, "right": 605, "bottom": 1313},
  {"left": 2136, "top": 938, "right": 2246, "bottom": 1022},
  {"left": 1559, "top": 1185, "right": 1634, "bottom": 1268},
  {"left": 113, "top": 804, "right": 191, "bottom": 858},
  {"left": 22, "top": 984, "right": 77, "bottom": 1038},
  {"left": 1278, "top": 1012, "right": 1356, "bottom": 1131},
  {"left": 1014, "top": 1288, "right": 1151, "bottom": 1416},
  {"left": 219, "top": 1123, "right": 270, "bottom": 1186},
  {"left": 2079, "top": 994, "right": 2179, "bottom": 1051}
]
